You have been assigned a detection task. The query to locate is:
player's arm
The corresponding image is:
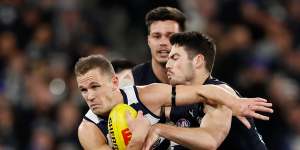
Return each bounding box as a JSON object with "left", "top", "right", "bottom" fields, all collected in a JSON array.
[
  {"left": 175, "top": 84, "right": 272, "bottom": 116},
  {"left": 78, "top": 119, "right": 112, "bottom": 150},
  {"left": 144, "top": 84, "right": 233, "bottom": 150},
  {"left": 144, "top": 105, "right": 232, "bottom": 150},
  {"left": 140, "top": 83, "right": 272, "bottom": 120}
]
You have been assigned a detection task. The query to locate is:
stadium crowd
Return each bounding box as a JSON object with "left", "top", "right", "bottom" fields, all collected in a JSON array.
[{"left": 0, "top": 0, "right": 299, "bottom": 149}]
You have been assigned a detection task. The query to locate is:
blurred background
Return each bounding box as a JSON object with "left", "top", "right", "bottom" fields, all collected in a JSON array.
[{"left": 0, "top": 0, "right": 300, "bottom": 149}]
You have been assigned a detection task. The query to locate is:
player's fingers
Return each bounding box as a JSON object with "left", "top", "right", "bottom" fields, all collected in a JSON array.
[
  {"left": 250, "top": 112, "right": 270, "bottom": 120},
  {"left": 125, "top": 111, "right": 133, "bottom": 122},
  {"left": 137, "top": 110, "right": 144, "bottom": 117},
  {"left": 254, "top": 98, "right": 267, "bottom": 102},
  {"left": 238, "top": 116, "right": 251, "bottom": 129},
  {"left": 252, "top": 102, "right": 272, "bottom": 107},
  {"left": 250, "top": 105, "right": 273, "bottom": 113},
  {"left": 242, "top": 97, "right": 267, "bottom": 102}
]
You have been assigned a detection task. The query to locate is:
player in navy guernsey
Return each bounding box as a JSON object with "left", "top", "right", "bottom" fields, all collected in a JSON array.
[
  {"left": 132, "top": 7, "right": 187, "bottom": 149},
  {"left": 143, "top": 32, "right": 270, "bottom": 150},
  {"left": 75, "top": 54, "right": 272, "bottom": 150},
  {"left": 169, "top": 77, "right": 267, "bottom": 150}
]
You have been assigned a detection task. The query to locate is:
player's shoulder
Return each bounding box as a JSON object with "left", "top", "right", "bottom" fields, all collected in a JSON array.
[
  {"left": 78, "top": 119, "right": 98, "bottom": 134},
  {"left": 205, "top": 77, "right": 226, "bottom": 85},
  {"left": 132, "top": 62, "right": 151, "bottom": 73},
  {"left": 206, "top": 77, "right": 238, "bottom": 96},
  {"left": 132, "top": 62, "right": 151, "bottom": 70},
  {"left": 78, "top": 119, "right": 107, "bottom": 148}
]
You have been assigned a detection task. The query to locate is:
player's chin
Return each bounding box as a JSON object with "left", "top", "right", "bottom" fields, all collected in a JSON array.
[
  {"left": 169, "top": 79, "right": 180, "bottom": 86},
  {"left": 170, "top": 79, "right": 185, "bottom": 86},
  {"left": 92, "top": 108, "right": 107, "bottom": 115},
  {"left": 156, "top": 57, "right": 168, "bottom": 64},
  {"left": 156, "top": 55, "right": 168, "bottom": 64}
]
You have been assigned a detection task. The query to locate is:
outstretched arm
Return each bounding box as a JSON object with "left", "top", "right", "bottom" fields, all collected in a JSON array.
[
  {"left": 139, "top": 83, "right": 273, "bottom": 124},
  {"left": 176, "top": 84, "right": 272, "bottom": 118}
]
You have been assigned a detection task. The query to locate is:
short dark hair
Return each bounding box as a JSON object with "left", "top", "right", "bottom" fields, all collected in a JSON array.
[
  {"left": 111, "top": 59, "right": 136, "bottom": 73},
  {"left": 145, "top": 7, "right": 186, "bottom": 33},
  {"left": 170, "top": 31, "right": 216, "bottom": 73},
  {"left": 74, "top": 54, "right": 115, "bottom": 77}
]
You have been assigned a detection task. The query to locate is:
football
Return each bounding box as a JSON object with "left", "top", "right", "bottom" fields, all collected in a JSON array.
[{"left": 108, "top": 103, "right": 137, "bottom": 150}]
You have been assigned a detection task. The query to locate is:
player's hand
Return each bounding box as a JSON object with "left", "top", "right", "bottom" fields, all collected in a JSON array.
[
  {"left": 143, "top": 124, "right": 162, "bottom": 150},
  {"left": 232, "top": 98, "right": 273, "bottom": 128},
  {"left": 126, "top": 111, "right": 151, "bottom": 142}
]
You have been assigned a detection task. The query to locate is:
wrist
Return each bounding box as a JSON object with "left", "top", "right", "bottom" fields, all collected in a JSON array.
[
  {"left": 229, "top": 99, "right": 240, "bottom": 116},
  {"left": 152, "top": 124, "right": 162, "bottom": 136},
  {"left": 130, "top": 136, "right": 145, "bottom": 145}
]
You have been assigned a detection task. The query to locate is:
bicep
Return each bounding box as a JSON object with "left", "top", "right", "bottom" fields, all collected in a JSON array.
[{"left": 78, "top": 119, "right": 111, "bottom": 150}]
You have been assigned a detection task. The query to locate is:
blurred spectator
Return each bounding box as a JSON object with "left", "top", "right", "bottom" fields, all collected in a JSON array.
[
  {"left": 26, "top": 23, "right": 54, "bottom": 61},
  {"left": 0, "top": 0, "right": 19, "bottom": 32},
  {"left": 29, "top": 122, "right": 56, "bottom": 150},
  {"left": 0, "top": 1, "right": 299, "bottom": 150},
  {"left": 0, "top": 95, "right": 17, "bottom": 149},
  {"left": 55, "top": 100, "right": 81, "bottom": 149}
]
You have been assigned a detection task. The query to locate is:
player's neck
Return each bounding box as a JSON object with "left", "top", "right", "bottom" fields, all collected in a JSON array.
[
  {"left": 191, "top": 71, "right": 210, "bottom": 85},
  {"left": 151, "top": 60, "right": 169, "bottom": 84},
  {"left": 112, "top": 89, "right": 125, "bottom": 105}
]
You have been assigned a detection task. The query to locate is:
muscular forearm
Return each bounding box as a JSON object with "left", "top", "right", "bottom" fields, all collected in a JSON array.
[
  {"left": 200, "top": 105, "right": 232, "bottom": 148},
  {"left": 126, "top": 138, "right": 144, "bottom": 150},
  {"left": 153, "top": 124, "right": 218, "bottom": 150},
  {"left": 153, "top": 105, "right": 232, "bottom": 150},
  {"left": 176, "top": 84, "right": 238, "bottom": 111}
]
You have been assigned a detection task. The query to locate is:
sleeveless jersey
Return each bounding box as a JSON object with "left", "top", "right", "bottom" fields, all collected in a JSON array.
[
  {"left": 132, "top": 62, "right": 161, "bottom": 86},
  {"left": 169, "top": 77, "right": 267, "bottom": 150}
]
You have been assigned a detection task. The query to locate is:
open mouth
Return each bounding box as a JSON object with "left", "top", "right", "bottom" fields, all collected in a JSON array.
[{"left": 158, "top": 50, "right": 170, "bottom": 57}]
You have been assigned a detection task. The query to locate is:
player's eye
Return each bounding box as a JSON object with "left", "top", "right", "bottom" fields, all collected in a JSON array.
[
  {"left": 80, "top": 88, "right": 87, "bottom": 93},
  {"left": 91, "top": 85, "right": 101, "bottom": 89},
  {"left": 152, "top": 34, "right": 160, "bottom": 39},
  {"left": 171, "top": 55, "right": 179, "bottom": 60}
]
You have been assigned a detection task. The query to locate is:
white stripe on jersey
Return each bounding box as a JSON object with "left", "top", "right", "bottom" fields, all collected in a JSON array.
[{"left": 85, "top": 109, "right": 100, "bottom": 124}]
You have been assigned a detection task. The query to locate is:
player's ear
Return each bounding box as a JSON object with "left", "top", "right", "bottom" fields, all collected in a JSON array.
[
  {"left": 147, "top": 35, "right": 151, "bottom": 46},
  {"left": 112, "top": 75, "right": 119, "bottom": 91},
  {"left": 193, "top": 54, "right": 205, "bottom": 69}
]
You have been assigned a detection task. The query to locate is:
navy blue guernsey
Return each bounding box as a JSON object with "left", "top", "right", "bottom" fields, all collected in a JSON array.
[
  {"left": 83, "top": 86, "right": 165, "bottom": 149},
  {"left": 169, "top": 77, "right": 267, "bottom": 150},
  {"left": 132, "top": 62, "right": 171, "bottom": 149},
  {"left": 132, "top": 62, "right": 161, "bottom": 85}
]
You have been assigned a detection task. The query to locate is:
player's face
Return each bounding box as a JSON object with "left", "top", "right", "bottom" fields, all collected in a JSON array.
[
  {"left": 148, "top": 20, "right": 180, "bottom": 65},
  {"left": 166, "top": 45, "right": 195, "bottom": 85},
  {"left": 76, "top": 68, "right": 118, "bottom": 116}
]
